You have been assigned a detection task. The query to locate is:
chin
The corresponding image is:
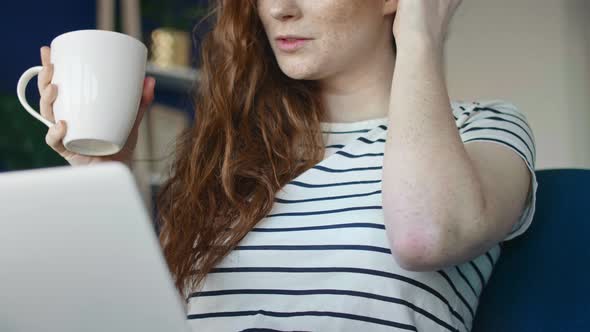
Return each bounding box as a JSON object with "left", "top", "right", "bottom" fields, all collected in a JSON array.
[
  {"left": 283, "top": 69, "right": 325, "bottom": 81},
  {"left": 284, "top": 71, "right": 315, "bottom": 80},
  {"left": 277, "top": 60, "right": 323, "bottom": 81}
]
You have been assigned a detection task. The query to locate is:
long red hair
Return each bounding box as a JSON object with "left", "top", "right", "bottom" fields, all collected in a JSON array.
[{"left": 155, "top": 0, "right": 327, "bottom": 299}]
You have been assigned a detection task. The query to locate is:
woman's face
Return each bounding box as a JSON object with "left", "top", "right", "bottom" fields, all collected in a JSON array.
[{"left": 257, "top": 0, "right": 397, "bottom": 81}]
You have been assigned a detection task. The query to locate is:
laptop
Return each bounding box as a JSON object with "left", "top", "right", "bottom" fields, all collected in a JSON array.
[{"left": 0, "top": 162, "right": 191, "bottom": 332}]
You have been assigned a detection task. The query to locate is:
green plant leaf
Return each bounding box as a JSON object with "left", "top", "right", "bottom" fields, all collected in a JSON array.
[{"left": 0, "top": 93, "right": 68, "bottom": 171}]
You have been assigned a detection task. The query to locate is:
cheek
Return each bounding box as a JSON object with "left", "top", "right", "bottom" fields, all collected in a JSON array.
[
  {"left": 311, "top": 0, "right": 363, "bottom": 30},
  {"left": 310, "top": 0, "right": 376, "bottom": 49}
]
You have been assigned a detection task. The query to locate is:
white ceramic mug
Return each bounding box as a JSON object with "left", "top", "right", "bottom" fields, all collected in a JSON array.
[{"left": 16, "top": 29, "right": 147, "bottom": 156}]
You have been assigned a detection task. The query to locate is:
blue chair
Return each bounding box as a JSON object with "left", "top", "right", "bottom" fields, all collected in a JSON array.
[{"left": 473, "top": 169, "right": 590, "bottom": 331}]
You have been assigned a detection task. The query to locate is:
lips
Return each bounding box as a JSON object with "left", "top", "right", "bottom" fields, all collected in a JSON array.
[
  {"left": 276, "top": 34, "right": 310, "bottom": 40},
  {"left": 275, "top": 36, "right": 311, "bottom": 52}
]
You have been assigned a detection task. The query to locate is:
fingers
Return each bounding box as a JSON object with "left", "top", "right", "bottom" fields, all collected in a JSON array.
[
  {"left": 45, "top": 120, "right": 68, "bottom": 156},
  {"left": 40, "top": 46, "right": 51, "bottom": 66},
  {"left": 38, "top": 46, "right": 53, "bottom": 95},
  {"left": 39, "top": 46, "right": 57, "bottom": 123},
  {"left": 40, "top": 84, "right": 58, "bottom": 123}
]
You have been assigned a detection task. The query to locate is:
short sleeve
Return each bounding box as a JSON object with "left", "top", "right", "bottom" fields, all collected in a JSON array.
[{"left": 452, "top": 99, "right": 538, "bottom": 242}]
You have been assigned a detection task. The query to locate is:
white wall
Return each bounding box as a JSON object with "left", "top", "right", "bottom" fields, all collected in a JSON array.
[{"left": 445, "top": 0, "right": 590, "bottom": 169}]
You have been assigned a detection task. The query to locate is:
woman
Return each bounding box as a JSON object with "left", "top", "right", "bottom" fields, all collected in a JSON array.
[{"left": 39, "top": 0, "right": 538, "bottom": 331}]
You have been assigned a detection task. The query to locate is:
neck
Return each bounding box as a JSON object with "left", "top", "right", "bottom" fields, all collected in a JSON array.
[{"left": 319, "top": 39, "right": 396, "bottom": 123}]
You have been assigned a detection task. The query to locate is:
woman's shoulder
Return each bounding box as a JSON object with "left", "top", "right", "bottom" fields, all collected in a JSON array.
[{"left": 451, "top": 99, "right": 525, "bottom": 118}]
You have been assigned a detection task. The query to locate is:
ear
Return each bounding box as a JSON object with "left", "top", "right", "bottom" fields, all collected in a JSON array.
[{"left": 383, "top": 0, "right": 398, "bottom": 15}]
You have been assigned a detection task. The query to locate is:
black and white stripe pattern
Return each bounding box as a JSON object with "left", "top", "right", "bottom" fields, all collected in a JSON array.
[
  {"left": 186, "top": 100, "right": 537, "bottom": 331},
  {"left": 453, "top": 100, "right": 538, "bottom": 241}
]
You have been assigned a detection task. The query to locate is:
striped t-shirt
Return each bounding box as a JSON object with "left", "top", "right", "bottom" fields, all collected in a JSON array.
[{"left": 185, "top": 99, "right": 538, "bottom": 331}]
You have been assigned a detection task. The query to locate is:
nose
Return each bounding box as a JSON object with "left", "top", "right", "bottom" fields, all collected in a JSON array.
[{"left": 269, "top": 0, "right": 302, "bottom": 21}]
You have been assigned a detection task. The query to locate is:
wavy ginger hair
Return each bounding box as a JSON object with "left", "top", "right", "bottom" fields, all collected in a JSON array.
[{"left": 155, "top": 0, "right": 328, "bottom": 299}]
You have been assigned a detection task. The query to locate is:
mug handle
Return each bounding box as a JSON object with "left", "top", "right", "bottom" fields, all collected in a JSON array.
[{"left": 16, "top": 66, "right": 55, "bottom": 128}]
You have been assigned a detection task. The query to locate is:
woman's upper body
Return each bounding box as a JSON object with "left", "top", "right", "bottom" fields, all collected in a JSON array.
[
  {"left": 180, "top": 2, "right": 537, "bottom": 331},
  {"left": 184, "top": 99, "right": 537, "bottom": 332}
]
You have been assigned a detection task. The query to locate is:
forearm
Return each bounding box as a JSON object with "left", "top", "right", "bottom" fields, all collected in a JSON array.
[{"left": 382, "top": 41, "right": 486, "bottom": 270}]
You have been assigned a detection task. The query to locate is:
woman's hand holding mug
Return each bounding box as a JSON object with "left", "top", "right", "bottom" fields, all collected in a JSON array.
[
  {"left": 38, "top": 46, "right": 155, "bottom": 167},
  {"left": 17, "top": 30, "right": 156, "bottom": 168}
]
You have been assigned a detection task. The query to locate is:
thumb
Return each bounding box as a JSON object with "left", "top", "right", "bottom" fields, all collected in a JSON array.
[
  {"left": 133, "top": 77, "right": 156, "bottom": 130},
  {"left": 139, "top": 76, "right": 156, "bottom": 110}
]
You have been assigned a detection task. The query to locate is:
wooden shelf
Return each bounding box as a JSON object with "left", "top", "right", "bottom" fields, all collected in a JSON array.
[{"left": 146, "top": 62, "right": 200, "bottom": 93}]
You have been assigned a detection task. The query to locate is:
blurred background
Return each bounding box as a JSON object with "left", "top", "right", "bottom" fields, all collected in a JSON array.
[
  {"left": 0, "top": 0, "right": 211, "bottom": 213},
  {"left": 0, "top": 0, "right": 589, "bottom": 212}
]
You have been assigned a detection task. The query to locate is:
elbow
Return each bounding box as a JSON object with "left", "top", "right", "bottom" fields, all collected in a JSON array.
[
  {"left": 388, "top": 225, "right": 447, "bottom": 272},
  {"left": 385, "top": 196, "right": 488, "bottom": 271}
]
